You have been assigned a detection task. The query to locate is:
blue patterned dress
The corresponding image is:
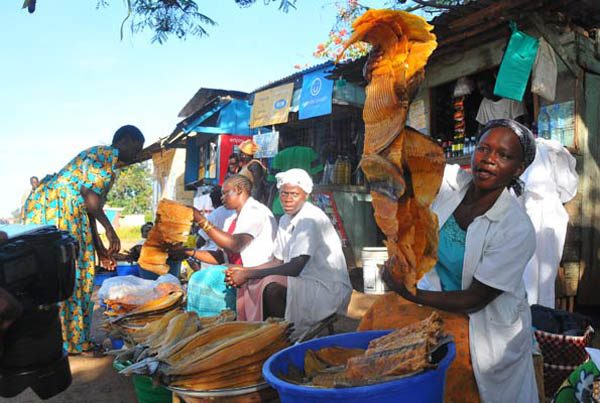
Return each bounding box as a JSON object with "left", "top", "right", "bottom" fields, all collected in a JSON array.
[{"left": 22, "top": 146, "right": 118, "bottom": 353}]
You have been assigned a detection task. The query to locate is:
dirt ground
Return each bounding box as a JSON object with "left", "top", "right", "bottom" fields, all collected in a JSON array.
[
  {"left": 9, "top": 288, "right": 137, "bottom": 403},
  {"left": 8, "top": 267, "right": 596, "bottom": 402}
]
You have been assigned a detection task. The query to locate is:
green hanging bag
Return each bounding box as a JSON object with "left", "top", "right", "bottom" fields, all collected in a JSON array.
[{"left": 493, "top": 22, "right": 539, "bottom": 102}]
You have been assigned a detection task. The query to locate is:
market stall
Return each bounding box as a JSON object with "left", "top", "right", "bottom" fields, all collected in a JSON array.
[{"left": 247, "top": 63, "right": 383, "bottom": 268}]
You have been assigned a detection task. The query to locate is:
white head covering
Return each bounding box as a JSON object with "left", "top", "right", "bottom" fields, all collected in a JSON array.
[{"left": 275, "top": 168, "right": 313, "bottom": 194}]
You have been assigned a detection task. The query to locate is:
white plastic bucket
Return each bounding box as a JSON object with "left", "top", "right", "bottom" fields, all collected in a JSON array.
[{"left": 362, "top": 247, "right": 389, "bottom": 294}]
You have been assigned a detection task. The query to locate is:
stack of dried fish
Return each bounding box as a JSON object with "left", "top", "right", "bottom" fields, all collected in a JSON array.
[
  {"left": 120, "top": 319, "right": 293, "bottom": 390},
  {"left": 281, "top": 312, "right": 448, "bottom": 388},
  {"left": 139, "top": 199, "right": 193, "bottom": 275},
  {"left": 111, "top": 309, "right": 236, "bottom": 364},
  {"left": 103, "top": 290, "right": 185, "bottom": 339},
  {"left": 104, "top": 282, "right": 183, "bottom": 317},
  {"left": 337, "top": 10, "right": 443, "bottom": 293}
]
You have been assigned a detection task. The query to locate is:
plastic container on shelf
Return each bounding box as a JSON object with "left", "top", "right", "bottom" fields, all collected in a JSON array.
[
  {"left": 361, "top": 247, "right": 389, "bottom": 294},
  {"left": 539, "top": 106, "right": 552, "bottom": 140},
  {"left": 263, "top": 331, "right": 456, "bottom": 403}
]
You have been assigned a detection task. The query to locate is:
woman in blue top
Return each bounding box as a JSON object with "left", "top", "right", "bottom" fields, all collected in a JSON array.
[{"left": 377, "top": 119, "right": 539, "bottom": 402}]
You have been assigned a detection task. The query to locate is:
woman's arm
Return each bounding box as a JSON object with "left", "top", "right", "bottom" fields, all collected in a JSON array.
[
  {"left": 225, "top": 256, "right": 309, "bottom": 288},
  {"left": 382, "top": 264, "right": 501, "bottom": 314},
  {"left": 81, "top": 186, "right": 120, "bottom": 254},
  {"left": 87, "top": 212, "right": 105, "bottom": 253},
  {"left": 192, "top": 208, "right": 252, "bottom": 254}
]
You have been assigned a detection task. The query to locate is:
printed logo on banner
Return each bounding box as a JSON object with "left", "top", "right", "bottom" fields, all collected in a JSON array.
[
  {"left": 299, "top": 68, "right": 333, "bottom": 120},
  {"left": 310, "top": 78, "right": 322, "bottom": 96},
  {"left": 274, "top": 99, "right": 287, "bottom": 109}
]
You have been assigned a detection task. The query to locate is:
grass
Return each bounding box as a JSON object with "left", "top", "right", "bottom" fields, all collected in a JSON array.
[{"left": 99, "top": 225, "right": 142, "bottom": 252}]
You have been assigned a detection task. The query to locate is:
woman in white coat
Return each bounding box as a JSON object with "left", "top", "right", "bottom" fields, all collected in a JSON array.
[
  {"left": 225, "top": 169, "right": 352, "bottom": 340},
  {"left": 381, "top": 119, "right": 539, "bottom": 402}
]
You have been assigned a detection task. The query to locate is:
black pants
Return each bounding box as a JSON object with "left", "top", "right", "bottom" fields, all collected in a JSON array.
[{"left": 262, "top": 282, "right": 287, "bottom": 319}]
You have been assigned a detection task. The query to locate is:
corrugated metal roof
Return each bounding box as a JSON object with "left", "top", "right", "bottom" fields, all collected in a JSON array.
[
  {"left": 251, "top": 61, "right": 334, "bottom": 94},
  {"left": 178, "top": 88, "right": 249, "bottom": 118},
  {"left": 430, "top": 0, "right": 600, "bottom": 50}
]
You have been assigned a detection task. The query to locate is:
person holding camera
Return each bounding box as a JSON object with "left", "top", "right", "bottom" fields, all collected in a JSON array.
[{"left": 21, "top": 126, "right": 145, "bottom": 355}]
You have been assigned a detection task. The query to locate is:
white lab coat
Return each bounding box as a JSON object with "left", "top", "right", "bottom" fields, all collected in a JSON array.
[
  {"left": 520, "top": 138, "right": 578, "bottom": 308},
  {"left": 419, "top": 165, "right": 539, "bottom": 403},
  {"left": 275, "top": 202, "right": 352, "bottom": 340}
]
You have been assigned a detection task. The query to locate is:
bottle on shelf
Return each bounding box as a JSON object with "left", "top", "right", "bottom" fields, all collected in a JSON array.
[
  {"left": 538, "top": 106, "right": 552, "bottom": 140},
  {"left": 464, "top": 137, "right": 471, "bottom": 155},
  {"left": 333, "top": 155, "right": 343, "bottom": 185},
  {"left": 343, "top": 156, "right": 351, "bottom": 185}
]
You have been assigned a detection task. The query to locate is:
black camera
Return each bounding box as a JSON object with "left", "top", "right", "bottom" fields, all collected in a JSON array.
[{"left": 0, "top": 224, "right": 78, "bottom": 399}]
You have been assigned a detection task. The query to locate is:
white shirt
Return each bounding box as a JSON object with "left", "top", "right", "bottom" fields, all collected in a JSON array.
[
  {"left": 476, "top": 97, "right": 527, "bottom": 125},
  {"left": 232, "top": 197, "right": 277, "bottom": 267},
  {"left": 275, "top": 202, "right": 352, "bottom": 339},
  {"left": 198, "top": 206, "right": 236, "bottom": 252},
  {"left": 419, "top": 165, "right": 539, "bottom": 403},
  {"left": 520, "top": 138, "right": 578, "bottom": 308}
]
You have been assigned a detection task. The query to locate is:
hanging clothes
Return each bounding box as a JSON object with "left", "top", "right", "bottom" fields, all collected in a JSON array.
[{"left": 520, "top": 138, "right": 578, "bottom": 308}]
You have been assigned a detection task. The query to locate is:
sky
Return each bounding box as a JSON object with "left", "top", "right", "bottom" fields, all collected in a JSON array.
[{"left": 0, "top": 0, "right": 389, "bottom": 218}]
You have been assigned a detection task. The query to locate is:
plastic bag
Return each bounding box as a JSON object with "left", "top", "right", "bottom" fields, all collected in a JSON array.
[
  {"left": 98, "top": 273, "right": 181, "bottom": 301},
  {"left": 494, "top": 22, "right": 539, "bottom": 102},
  {"left": 531, "top": 37, "right": 557, "bottom": 101}
]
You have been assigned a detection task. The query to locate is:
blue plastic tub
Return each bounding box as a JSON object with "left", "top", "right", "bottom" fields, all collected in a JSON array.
[
  {"left": 94, "top": 271, "right": 117, "bottom": 286},
  {"left": 116, "top": 262, "right": 140, "bottom": 277},
  {"left": 110, "top": 337, "right": 124, "bottom": 350},
  {"left": 263, "top": 331, "right": 455, "bottom": 403}
]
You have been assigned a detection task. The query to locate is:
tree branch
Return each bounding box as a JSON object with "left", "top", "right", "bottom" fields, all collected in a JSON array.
[{"left": 409, "top": 0, "right": 459, "bottom": 9}]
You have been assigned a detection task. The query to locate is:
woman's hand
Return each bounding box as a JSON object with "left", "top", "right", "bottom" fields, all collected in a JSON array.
[
  {"left": 166, "top": 244, "right": 193, "bottom": 261},
  {"left": 97, "top": 248, "right": 117, "bottom": 270},
  {"left": 224, "top": 267, "right": 249, "bottom": 288},
  {"left": 380, "top": 258, "right": 415, "bottom": 302},
  {"left": 191, "top": 207, "right": 208, "bottom": 228}
]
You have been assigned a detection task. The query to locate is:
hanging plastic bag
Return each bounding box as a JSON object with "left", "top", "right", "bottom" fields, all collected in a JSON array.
[
  {"left": 494, "top": 22, "right": 539, "bottom": 102},
  {"left": 531, "top": 37, "right": 558, "bottom": 102}
]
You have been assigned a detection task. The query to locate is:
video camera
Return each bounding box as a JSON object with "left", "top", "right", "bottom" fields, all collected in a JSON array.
[{"left": 0, "top": 224, "right": 78, "bottom": 399}]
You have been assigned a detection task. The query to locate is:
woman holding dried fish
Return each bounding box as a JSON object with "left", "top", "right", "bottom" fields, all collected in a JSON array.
[
  {"left": 224, "top": 169, "right": 352, "bottom": 340},
  {"left": 368, "top": 119, "right": 539, "bottom": 402}
]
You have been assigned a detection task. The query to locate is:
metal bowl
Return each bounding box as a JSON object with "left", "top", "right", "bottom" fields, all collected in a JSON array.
[{"left": 167, "top": 382, "right": 269, "bottom": 398}]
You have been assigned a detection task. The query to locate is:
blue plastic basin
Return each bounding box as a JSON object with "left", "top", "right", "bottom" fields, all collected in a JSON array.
[
  {"left": 263, "top": 331, "right": 455, "bottom": 403},
  {"left": 116, "top": 262, "right": 140, "bottom": 277},
  {"left": 94, "top": 271, "right": 117, "bottom": 286}
]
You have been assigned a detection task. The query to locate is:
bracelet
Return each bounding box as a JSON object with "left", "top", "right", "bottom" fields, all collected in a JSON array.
[{"left": 201, "top": 221, "right": 215, "bottom": 232}]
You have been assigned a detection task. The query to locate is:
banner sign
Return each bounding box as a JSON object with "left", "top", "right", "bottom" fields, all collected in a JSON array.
[
  {"left": 253, "top": 131, "right": 279, "bottom": 158},
  {"left": 249, "top": 83, "right": 294, "bottom": 128},
  {"left": 299, "top": 69, "right": 333, "bottom": 120}
]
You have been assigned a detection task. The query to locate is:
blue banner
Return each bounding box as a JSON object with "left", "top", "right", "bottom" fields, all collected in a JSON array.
[{"left": 299, "top": 69, "right": 333, "bottom": 120}]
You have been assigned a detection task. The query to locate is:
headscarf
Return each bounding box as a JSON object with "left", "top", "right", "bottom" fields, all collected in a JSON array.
[
  {"left": 275, "top": 168, "right": 313, "bottom": 194},
  {"left": 239, "top": 140, "right": 259, "bottom": 155},
  {"left": 476, "top": 118, "right": 536, "bottom": 195}
]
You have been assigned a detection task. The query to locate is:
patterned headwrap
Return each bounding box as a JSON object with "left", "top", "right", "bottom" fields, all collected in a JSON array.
[
  {"left": 476, "top": 118, "right": 536, "bottom": 196},
  {"left": 276, "top": 168, "right": 313, "bottom": 194},
  {"left": 239, "top": 140, "right": 259, "bottom": 155}
]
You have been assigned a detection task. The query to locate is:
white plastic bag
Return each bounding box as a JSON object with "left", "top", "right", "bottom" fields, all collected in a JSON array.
[
  {"left": 531, "top": 37, "right": 557, "bottom": 101},
  {"left": 98, "top": 273, "right": 181, "bottom": 301}
]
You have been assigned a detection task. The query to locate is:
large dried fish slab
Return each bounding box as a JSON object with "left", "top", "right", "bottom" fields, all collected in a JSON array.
[
  {"left": 337, "top": 10, "right": 437, "bottom": 155},
  {"left": 139, "top": 199, "right": 193, "bottom": 274}
]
